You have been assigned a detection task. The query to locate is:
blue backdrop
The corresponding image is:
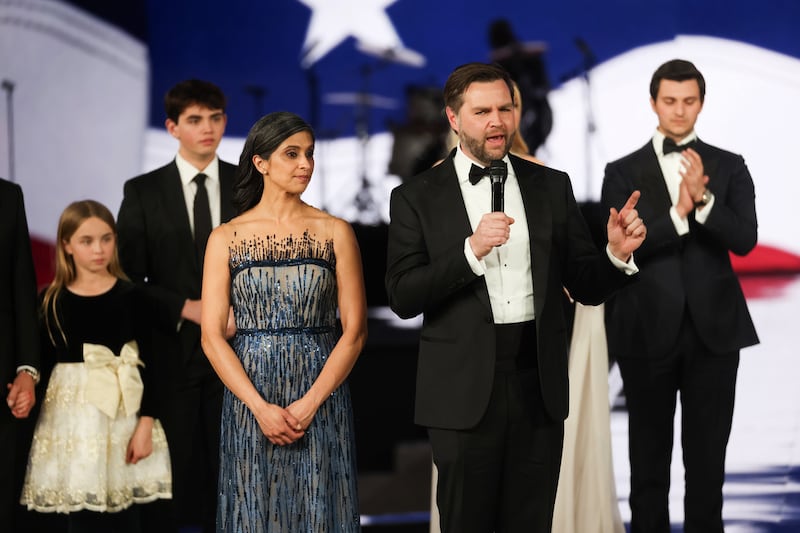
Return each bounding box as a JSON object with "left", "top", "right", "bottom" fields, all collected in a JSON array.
[{"left": 130, "top": 0, "right": 800, "bottom": 137}]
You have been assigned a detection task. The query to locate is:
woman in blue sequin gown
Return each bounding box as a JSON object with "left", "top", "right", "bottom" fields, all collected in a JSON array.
[{"left": 200, "top": 112, "right": 367, "bottom": 532}]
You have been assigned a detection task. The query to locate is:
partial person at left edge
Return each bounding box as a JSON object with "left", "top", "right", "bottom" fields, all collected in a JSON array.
[
  {"left": 0, "top": 177, "right": 41, "bottom": 533},
  {"left": 116, "top": 79, "right": 236, "bottom": 533}
]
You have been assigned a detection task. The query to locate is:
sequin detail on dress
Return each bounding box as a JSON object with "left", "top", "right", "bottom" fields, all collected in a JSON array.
[{"left": 218, "top": 231, "right": 360, "bottom": 532}]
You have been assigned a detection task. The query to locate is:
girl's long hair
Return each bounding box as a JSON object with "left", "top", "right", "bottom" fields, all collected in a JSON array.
[{"left": 42, "top": 200, "right": 128, "bottom": 345}]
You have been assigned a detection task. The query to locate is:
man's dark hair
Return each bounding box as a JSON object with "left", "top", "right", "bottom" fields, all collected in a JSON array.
[
  {"left": 650, "top": 59, "right": 706, "bottom": 103},
  {"left": 164, "top": 79, "right": 227, "bottom": 123},
  {"left": 443, "top": 62, "right": 515, "bottom": 114}
]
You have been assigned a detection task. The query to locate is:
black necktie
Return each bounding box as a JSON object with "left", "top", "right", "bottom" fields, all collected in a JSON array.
[
  {"left": 193, "top": 173, "right": 212, "bottom": 262},
  {"left": 469, "top": 164, "right": 487, "bottom": 185},
  {"left": 663, "top": 138, "right": 696, "bottom": 155}
]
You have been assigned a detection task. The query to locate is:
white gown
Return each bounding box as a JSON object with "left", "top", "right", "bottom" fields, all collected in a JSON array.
[{"left": 551, "top": 302, "right": 624, "bottom": 533}]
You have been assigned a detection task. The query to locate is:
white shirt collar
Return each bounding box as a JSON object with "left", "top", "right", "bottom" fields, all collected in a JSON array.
[
  {"left": 175, "top": 152, "right": 220, "bottom": 187},
  {"left": 453, "top": 144, "right": 512, "bottom": 184},
  {"left": 652, "top": 129, "right": 698, "bottom": 157}
]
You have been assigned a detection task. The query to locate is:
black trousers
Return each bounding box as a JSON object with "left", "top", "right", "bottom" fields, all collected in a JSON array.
[
  {"left": 142, "top": 350, "right": 222, "bottom": 533},
  {"left": 429, "top": 321, "right": 564, "bottom": 533},
  {"left": 619, "top": 314, "right": 739, "bottom": 533}
]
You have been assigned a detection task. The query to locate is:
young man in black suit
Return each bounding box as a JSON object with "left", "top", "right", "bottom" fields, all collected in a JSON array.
[
  {"left": 0, "top": 178, "right": 41, "bottom": 532},
  {"left": 601, "top": 59, "right": 759, "bottom": 532},
  {"left": 117, "top": 79, "right": 236, "bottom": 533},
  {"left": 385, "top": 62, "right": 646, "bottom": 533}
]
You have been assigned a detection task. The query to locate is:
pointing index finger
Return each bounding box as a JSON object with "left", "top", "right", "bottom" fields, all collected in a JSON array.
[{"left": 623, "top": 190, "right": 641, "bottom": 211}]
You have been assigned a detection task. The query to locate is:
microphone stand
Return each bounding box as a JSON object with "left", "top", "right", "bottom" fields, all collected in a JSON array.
[
  {"left": 353, "top": 63, "right": 380, "bottom": 225},
  {"left": 2, "top": 79, "right": 15, "bottom": 182},
  {"left": 304, "top": 66, "right": 328, "bottom": 212},
  {"left": 243, "top": 84, "right": 267, "bottom": 122},
  {"left": 575, "top": 38, "right": 597, "bottom": 200}
]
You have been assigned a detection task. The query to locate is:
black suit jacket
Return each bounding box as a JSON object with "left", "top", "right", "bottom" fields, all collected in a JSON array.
[
  {"left": 0, "top": 179, "right": 40, "bottom": 392},
  {"left": 385, "top": 152, "right": 633, "bottom": 430},
  {"left": 116, "top": 160, "right": 237, "bottom": 369},
  {"left": 601, "top": 139, "right": 759, "bottom": 359},
  {"left": 0, "top": 178, "right": 42, "bottom": 533}
]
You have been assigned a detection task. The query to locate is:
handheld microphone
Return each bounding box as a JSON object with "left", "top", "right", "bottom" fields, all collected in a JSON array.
[{"left": 489, "top": 160, "right": 507, "bottom": 212}]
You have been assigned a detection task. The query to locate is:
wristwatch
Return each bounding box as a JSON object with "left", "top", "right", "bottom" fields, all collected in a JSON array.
[{"left": 695, "top": 189, "right": 713, "bottom": 207}]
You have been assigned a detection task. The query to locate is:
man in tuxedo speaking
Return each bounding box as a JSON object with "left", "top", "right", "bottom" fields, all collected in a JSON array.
[
  {"left": 385, "top": 62, "right": 646, "bottom": 533},
  {"left": 601, "top": 59, "right": 759, "bottom": 532}
]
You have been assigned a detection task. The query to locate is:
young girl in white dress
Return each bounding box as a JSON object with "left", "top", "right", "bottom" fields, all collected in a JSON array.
[{"left": 19, "top": 200, "right": 171, "bottom": 532}]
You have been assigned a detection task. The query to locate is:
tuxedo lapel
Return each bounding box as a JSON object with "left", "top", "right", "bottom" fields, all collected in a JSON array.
[
  {"left": 693, "top": 139, "right": 719, "bottom": 179},
  {"left": 512, "top": 156, "right": 551, "bottom": 321},
  {"left": 635, "top": 144, "right": 673, "bottom": 211},
  {"left": 433, "top": 157, "right": 493, "bottom": 314},
  {"left": 424, "top": 156, "right": 474, "bottom": 244},
  {"left": 159, "top": 162, "right": 199, "bottom": 271}
]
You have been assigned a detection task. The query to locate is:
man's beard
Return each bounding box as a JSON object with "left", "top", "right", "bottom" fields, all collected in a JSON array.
[{"left": 459, "top": 130, "right": 512, "bottom": 165}]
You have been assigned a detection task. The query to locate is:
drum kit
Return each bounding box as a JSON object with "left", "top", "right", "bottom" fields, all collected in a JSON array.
[{"left": 318, "top": 49, "right": 445, "bottom": 224}]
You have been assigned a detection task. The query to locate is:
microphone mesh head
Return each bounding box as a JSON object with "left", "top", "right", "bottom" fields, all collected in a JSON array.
[{"left": 489, "top": 160, "right": 507, "bottom": 181}]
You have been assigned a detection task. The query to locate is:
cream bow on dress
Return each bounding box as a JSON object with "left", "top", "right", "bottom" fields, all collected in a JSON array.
[{"left": 83, "top": 341, "right": 144, "bottom": 418}]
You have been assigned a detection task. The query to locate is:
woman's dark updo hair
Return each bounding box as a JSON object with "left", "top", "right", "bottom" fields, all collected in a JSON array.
[{"left": 233, "top": 111, "right": 315, "bottom": 213}]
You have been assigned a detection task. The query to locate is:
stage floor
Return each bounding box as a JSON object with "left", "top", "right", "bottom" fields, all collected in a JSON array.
[
  {"left": 611, "top": 273, "right": 800, "bottom": 531},
  {"left": 360, "top": 273, "right": 800, "bottom": 531}
]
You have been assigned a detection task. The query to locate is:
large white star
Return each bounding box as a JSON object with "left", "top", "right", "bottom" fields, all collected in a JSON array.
[{"left": 297, "top": 0, "right": 425, "bottom": 68}]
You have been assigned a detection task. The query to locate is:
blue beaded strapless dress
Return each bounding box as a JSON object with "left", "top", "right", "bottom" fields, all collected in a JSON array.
[{"left": 217, "top": 232, "right": 360, "bottom": 532}]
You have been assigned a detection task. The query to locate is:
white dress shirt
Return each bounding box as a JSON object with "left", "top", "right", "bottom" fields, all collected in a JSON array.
[
  {"left": 175, "top": 153, "right": 222, "bottom": 233},
  {"left": 454, "top": 146, "right": 637, "bottom": 323},
  {"left": 454, "top": 146, "right": 535, "bottom": 324}
]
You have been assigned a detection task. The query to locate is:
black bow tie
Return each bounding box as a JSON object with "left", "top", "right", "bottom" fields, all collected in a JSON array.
[
  {"left": 468, "top": 164, "right": 488, "bottom": 185},
  {"left": 663, "top": 138, "right": 696, "bottom": 155}
]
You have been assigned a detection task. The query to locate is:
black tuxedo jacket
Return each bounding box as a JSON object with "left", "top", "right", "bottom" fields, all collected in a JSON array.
[
  {"left": 0, "top": 179, "right": 40, "bottom": 392},
  {"left": 385, "top": 152, "right": 633, "bottom": 430},
  {"left": 117, "top": 159, "right": 237, "bottom": 369},
  {"left": 601, "top": 139, "right": 759, "bottom": 359}
]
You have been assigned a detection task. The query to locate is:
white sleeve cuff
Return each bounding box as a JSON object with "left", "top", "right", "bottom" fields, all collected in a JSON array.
[
  {"left": 464, "top": 237, "right": 486, "bottom": 276},
  {"left": 606, "top": 244, "right": 639, "bottom": 275}
]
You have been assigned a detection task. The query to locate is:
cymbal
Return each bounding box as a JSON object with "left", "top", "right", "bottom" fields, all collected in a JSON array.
[
  {"left": 355, "top": 43, "right": 426, "bottom": 68},
  {"left": 324, "top": 92, "right": 399, "bottom": 109}
]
